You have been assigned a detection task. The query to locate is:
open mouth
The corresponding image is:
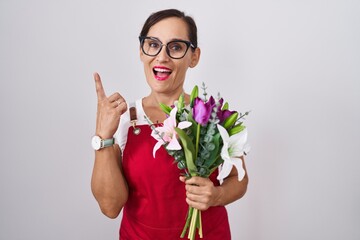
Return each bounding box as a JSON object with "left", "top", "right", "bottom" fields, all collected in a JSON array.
[{"left": 153, "top": 66, "right": 172, "bottom": 81}]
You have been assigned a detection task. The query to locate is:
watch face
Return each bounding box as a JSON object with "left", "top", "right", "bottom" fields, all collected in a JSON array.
[{"left": 91, "top": 136, "right": 102, "bottom": 150}]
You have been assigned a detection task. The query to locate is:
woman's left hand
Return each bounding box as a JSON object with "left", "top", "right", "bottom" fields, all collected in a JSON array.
[{"left": 180, "top": 176, "right": 223, "bottom": 211}]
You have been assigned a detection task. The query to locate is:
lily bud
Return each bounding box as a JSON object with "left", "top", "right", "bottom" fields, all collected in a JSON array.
[
  {"left": 190, "top": 85, "right": 199, "bottom": 108},
  {"left": 229, "top": 123, "right": 246, "bottom": 136},
  {"left": 177, "top": 94, "right": 185, "bottom": 112},
  {"left": 223, "top": 112, "right": 239, "bottom": 129}
]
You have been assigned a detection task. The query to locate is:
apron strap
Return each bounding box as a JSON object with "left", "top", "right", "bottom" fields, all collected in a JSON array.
[{"left": 129, "top": 104, "right": 141, "bottom": 135}]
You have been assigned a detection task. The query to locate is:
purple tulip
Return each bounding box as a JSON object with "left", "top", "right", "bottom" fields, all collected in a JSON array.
[
  {"left": 214, "top": 98, "right": 236, "bottom": 123},
  {"left": 218, "top": 109, "right": 236, "bottom": 123},
  {"left": 192, "top": 97, "right": 213, "bottom": 126}
]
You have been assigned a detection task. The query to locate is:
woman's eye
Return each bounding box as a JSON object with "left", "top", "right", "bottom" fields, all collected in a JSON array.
[
  {"left": 149, "top": 42, "right": 160, "bottom": 48},
  {"left": 170, "top": 43, "right": 183, "bottom": 51}
]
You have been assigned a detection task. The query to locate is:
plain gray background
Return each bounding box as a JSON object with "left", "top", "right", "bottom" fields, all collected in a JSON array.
[{"left": 1, "top": 0, "right": 359, "bottom": 239}]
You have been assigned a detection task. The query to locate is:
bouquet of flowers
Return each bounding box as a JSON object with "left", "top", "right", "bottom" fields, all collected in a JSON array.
[{"left": 146, "top": 84, "right": 250, "bottom": 240}]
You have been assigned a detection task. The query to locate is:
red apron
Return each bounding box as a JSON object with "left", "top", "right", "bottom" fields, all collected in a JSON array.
[{"left": 120, "top": 125, "right": 231, "bottom": 240}]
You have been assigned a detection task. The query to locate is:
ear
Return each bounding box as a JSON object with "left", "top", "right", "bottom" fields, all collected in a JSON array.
[
  {"left": 140, "top": 47, "right": 145, "bottom": 62},
  {"left": 189, "top": 47, "right": 201, "bottom": 68}
]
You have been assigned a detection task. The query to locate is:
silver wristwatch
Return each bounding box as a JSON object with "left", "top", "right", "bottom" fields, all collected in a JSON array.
[{"left": 91, "top": 135, "right": 115, "bottom": 150}]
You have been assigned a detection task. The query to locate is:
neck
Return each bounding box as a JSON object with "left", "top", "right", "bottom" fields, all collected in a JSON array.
[
  {"left": 142, "top": 90, "right": 190, "bottom": 124},
  {"left": 147, "top": 90, "right": 188, "bottom": 107}
]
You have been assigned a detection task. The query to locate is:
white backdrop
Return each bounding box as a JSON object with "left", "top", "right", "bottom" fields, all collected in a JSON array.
[{"left": 1, "top": 0, "right": 359, "bottom": 239}]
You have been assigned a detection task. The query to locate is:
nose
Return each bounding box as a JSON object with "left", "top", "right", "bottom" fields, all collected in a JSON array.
[{"left": 155, "top": 44, "right": 170, "bottom": 62}]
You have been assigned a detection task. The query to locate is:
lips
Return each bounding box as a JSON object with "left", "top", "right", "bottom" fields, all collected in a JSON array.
[{"left": 153, "top": 66, "right": 172, "bottom": 81}]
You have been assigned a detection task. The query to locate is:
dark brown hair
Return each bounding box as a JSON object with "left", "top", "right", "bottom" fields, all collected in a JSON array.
[{"left": 139, "top": 9, "right": 198, "bottom": 48}]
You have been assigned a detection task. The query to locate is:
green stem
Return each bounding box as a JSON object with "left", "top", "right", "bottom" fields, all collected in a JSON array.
[
  {"left": 199, "top": 210, "right": 203, "bottom": 238},
  {"left": 189, "top": 208, "right": 198, "bottom": 240},
  {"left": 195, "top": 123, "right": 201, "bottom": 158},
  {"left": 180, "top": 207, "right": 193, "bottom": 238}
]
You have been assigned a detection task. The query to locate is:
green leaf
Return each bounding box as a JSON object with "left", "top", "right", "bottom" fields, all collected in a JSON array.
[
  {"left": 190, "top": 85, "right": 199, "bottom": 107},
  {"left": 222, "top": 102, "right": 229, "bottom": 110},
  {"left": 175, "top": 127, "right": 197, "bottom": 176},
  {"left": 187, "top": 111, "right": 198, "bottom": 138},
  {"left": 209, "top": 156, "right": 224, "bottom": 174},
  {"left": 229, "top": 124, "right": 246, "bottom": 136},
  {"left": 223, "top": 112, "right": 239, "bottom": 129},
  {"left": 159, "top": 103, "right": 172, "bottom": 115},
  {"left": 204, "top": 133, "right": 221, "bottom": 169}
]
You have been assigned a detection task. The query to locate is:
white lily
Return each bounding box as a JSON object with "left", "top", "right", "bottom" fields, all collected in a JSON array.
[{"left": 217, "top": 124, "right": 250, "bottom": 181}]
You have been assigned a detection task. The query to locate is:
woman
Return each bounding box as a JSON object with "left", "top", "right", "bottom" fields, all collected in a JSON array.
[{"left": 91, "top": 9, "right": 248, "bottom": 240}]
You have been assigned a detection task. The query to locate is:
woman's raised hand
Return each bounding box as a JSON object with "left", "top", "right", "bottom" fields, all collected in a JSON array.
[{"left": 94, "top": 72, "right": 127, "bottom": 139}]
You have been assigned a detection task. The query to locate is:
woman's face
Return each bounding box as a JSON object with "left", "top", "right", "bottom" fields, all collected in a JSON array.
[{"left": 140, "top": 17, "right": 200, "bottom": 96}]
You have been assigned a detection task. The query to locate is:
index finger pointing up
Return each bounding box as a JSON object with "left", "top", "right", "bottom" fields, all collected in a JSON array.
[{"left": 94, "top": 72, "right": 106, "bottom": 100}]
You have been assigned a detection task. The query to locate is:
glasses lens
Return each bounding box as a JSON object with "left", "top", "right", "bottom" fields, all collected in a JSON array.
[
  {"left": 167, "top": 41, "right": 189, "bottom": 59},
  {"left": 142, "top": 38, "right": 162, "bottom": 56}
]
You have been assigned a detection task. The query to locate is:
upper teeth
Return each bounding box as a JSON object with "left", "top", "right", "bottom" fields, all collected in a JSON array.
[{"left": 154, "top": 68, "right": 171, "bottom": 73}]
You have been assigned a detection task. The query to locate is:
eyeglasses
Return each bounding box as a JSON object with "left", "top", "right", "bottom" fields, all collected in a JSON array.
[{"left": 139, "top": 36, "right": 196, "bottom": 59}]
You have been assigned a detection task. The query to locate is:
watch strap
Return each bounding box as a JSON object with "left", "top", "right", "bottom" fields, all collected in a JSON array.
[{"left": 102, "top": 138, "right": 115, "bottom": 148}]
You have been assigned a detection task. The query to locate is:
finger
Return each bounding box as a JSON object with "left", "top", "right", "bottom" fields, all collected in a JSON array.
[
  {"left": 185, "top": 176, "right": 207, "bottom": 186},
  {"left": 185, "top": 184, "right": 203, "bottom": 196},
  {"left": 111, "top": 100, "right": 121, "bottom": 108},
  {"left": 186, "top": 192, "right": 207, "bottom": 203},
  {"left": 108, "top": 92, "right": 123, "bottom": 102},
  {"left": 94, "top": 72, "right": 106, "bottom": 101},
  {"left": 186, "top": 198, "right": 208, "bottom": 211},
  {"left": 111, "top": 99, "right": 126, "bottom": 109},
  {"left": 117, "top": 101, "right": 128, "bottom": 115}
]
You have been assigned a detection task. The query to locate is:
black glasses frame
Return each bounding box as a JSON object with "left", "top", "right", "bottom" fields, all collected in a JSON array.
[{"left": 139, "top": 36, "right": 196, "bottom": 59}]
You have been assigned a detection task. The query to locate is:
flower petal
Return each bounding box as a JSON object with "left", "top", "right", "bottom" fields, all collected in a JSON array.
[
  {"left": 228, "top": 129, "right": 248, "bottom": 157},
  {"left": 217, "top": 157, "right": 246, "bottom": 181},
  {"left": 166, "top": 134, "right": 182, "bottom": 150},
  {"left": 230, "top": 157, "right": 246, "bottom": 181},
  {"left": 193, "top": 98, "right": 211, "bottom": 125},
  {"left": 220, "top": 142, "right": 230, "bottom": 161},
  {"left": 163, "top": 117, "right": 174, "bottom": 129},
  {"left": 217, "top": 162, "right": 233, "bottom": 181},
  {"left": 178, "top": 121, "right": 192, "bottom": 129},
  {"left": 153, "top": 141, "right": 163, "bottom": 158},
  {"left": 169, "top": 107, "right": 178, "bottom": 127},
  {"left": 217, "top": 124, "right": 230, "bottom": 142},
  {"left": 243, "top": 143, "right": 251, "bottom": 155},
  {"left": 231, "top": 128, "right": 248, "bottom": 146}
]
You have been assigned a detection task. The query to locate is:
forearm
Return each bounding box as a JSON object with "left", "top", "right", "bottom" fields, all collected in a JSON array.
[
  {"left": 215, "top": 170, "right": 248, "bottom": 206},
  {"left": 91, "top": 144, "right": 128, "bottom": 218}
]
